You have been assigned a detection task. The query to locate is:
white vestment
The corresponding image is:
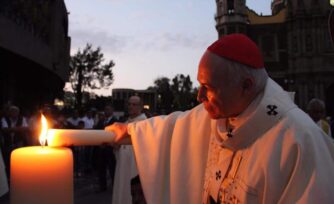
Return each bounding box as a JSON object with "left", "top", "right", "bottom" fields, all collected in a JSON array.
[
  {"left": 112, "top": 113, "right": 147, "bottom": 204},
  {"left": 129, "top": 105, "right": 211, "bottom": 204},
  {"left": 129, "top": 78, "right": 334, "bottom": 204}
]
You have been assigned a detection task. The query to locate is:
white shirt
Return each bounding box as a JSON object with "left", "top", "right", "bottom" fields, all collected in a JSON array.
[
  {"left": 66, "top": 117, "right": 81, "bottom": 127},
  {"left": 1, "top": 117, "right": 28, "bottom": 128},
  {"left": 81, "top": 116, "right": 95, "bottom": 129}
]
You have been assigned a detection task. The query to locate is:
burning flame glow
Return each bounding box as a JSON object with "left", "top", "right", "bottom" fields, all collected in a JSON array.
[{"left": 39, "top": 114, "right": 48, "bottom": 146}]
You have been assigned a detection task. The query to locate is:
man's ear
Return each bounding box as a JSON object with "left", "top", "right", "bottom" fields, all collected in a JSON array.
[{"left": 242, "top": 78, "right": 254, "bottom": 92}]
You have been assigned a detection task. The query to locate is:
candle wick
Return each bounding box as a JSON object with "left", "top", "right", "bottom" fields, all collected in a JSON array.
[{"left": 41, "top": 139, "right": 48, "bottom": 147}]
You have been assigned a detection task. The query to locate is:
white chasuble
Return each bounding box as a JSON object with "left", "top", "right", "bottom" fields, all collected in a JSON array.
[
  {"left": 128, "top": 105, "right": 212, "bottom": 204},
  {"left": 129, "top": 78, "right": 334, "bottom": 204},
  {"left": 203, "top": 79, "right": 334, "bottom": 204}
]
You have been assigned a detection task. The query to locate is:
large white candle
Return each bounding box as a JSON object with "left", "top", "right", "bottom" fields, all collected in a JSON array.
[
  {"left": 10, "top": 114, "right": 73, "bottom": 204},
  {"left": 10, "top": 146, "right": 73, "bottom": 204},
  {"left": 47, "top": 129, "right": 115, "bottom": 147}
]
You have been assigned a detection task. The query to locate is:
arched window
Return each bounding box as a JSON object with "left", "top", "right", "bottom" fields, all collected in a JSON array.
[{"left": 227, "top": 0, "right": 235, "bottom": 15}]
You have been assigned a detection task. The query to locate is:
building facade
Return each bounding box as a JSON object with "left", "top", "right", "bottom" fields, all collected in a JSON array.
[
  {"left": 0, "top": 0, "right": 71, "bottom": 111},
  {"left": 215, "top": 0, "right": 334, "bottom": 116}
]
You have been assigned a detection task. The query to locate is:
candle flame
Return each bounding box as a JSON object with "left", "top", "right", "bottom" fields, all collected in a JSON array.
[{"left": 39, "top": 114, "right": 48, "bottom": 146}]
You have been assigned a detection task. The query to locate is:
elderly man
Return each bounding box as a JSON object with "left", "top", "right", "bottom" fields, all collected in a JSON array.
[
  {"left": 307, "top": 98, "right": 332, "bottom": 137},
  {"left": 112, "top": 96, "right": 147, "bottom": 204},
  {"left": 106, "top": 34, "right": 334, "bottom": 204}
]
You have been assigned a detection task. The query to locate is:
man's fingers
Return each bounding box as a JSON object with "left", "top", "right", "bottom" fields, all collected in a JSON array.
[
  {"left": 105, "top": 122, "right": 121, "bottom": 134},
  {"left": 104, "top": 122, "right": 131, "bottom": 144},
  {"left": 104, "top": 125, "right": 113, "bottom": 132}
]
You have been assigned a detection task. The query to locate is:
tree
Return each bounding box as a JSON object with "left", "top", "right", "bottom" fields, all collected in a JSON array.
[
  {"left": 171, "top": 74, "right": 196, "bottom": 110},
  {"left": 148, "top": 77, "right": 174, "bottom": 113},
  {"left": 147, "top": 74, "right": 199, "bottom": 113},
  {"left": 69, "top": 44, "right": 114, "bottom": 108}
]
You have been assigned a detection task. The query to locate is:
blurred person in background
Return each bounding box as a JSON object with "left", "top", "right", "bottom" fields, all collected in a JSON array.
[
  {"left": 95, "top": 105, "right": 118, "bottom": 193},
  {"left": 1, "top": 106, "right": 29, "bottom": 180},
  {"left": 112, "top": 96, "right": 147, "bottom": 204},
  {"left": 307, "top": 98, "right": 332, "bottom": 137}
]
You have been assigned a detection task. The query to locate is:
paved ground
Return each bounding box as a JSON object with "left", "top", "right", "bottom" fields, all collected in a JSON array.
[
  {"left": 74, "top": 174, "right": 113, "bottom": 204},
  {"left": 0, "top": 174, "right": 114, "bottom": 204}
]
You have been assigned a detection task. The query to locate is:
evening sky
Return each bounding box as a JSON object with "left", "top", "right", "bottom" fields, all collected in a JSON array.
[{"left": 64, "top": 0, "right": 272, "bottom": 95}]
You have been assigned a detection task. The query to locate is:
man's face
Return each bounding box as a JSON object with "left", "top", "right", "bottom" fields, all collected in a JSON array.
[
  {"left": 128, "top": 96, "right": 142, "bottom": 118},
  {"left": 197, "top": 51, "right": 244, "bottom": 119},
  {"left": 308, "top": 104, "right": 325, "bottom": 122}
]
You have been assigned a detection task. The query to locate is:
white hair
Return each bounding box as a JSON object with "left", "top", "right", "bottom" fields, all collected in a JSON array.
[{"left": 220, "top": 57, "right": 268, "bottom": 93}]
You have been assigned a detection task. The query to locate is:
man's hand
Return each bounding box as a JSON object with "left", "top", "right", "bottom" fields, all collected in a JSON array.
[{"left": 105, "top": 122, "right": 132, "bottom": 145}]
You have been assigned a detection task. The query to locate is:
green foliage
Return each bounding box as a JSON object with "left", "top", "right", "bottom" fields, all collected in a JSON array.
[
  {"left": 148, "top": 77, "right": 174, "bottom": 112},
  {"left": 148, "top": 74, "right": 199, "bottom": 112},
  {"left": 69, "top": 44, "right": 114, "bottom": 108},
  {"left": 171, "top": 74, "right": 195, "bottom": 110}
]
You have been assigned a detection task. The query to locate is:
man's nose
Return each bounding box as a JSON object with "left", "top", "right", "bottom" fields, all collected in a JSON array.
[{"left": 197, "top": 87, "right": 206, "bottom": 102}]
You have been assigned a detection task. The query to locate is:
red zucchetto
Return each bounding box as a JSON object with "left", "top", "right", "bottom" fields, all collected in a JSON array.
[{"left": 207, "top": 34, "right": 264, "bottom": 69}]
